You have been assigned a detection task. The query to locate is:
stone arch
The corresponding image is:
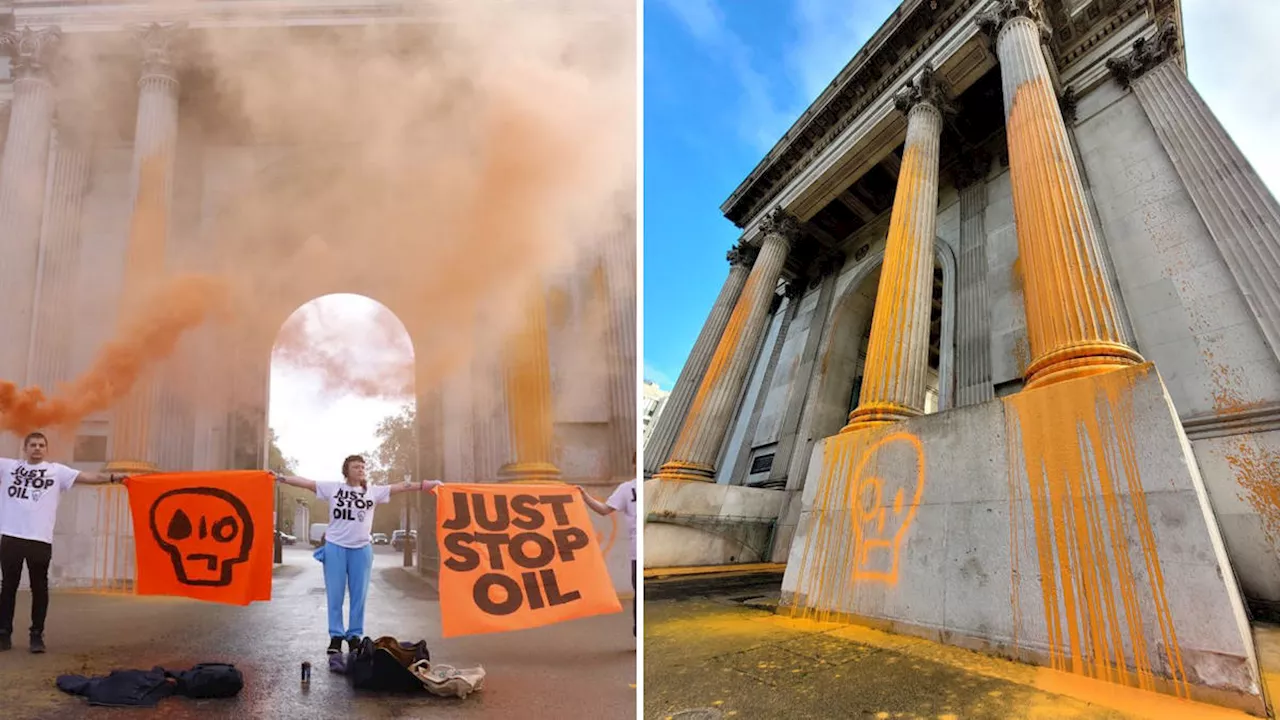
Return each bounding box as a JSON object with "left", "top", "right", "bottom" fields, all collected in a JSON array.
[{"left": 784, "top": 237, "right": 956, "bottom": 488}]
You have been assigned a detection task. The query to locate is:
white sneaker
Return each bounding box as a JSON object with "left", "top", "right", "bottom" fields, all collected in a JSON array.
[{"left": 410, "top": 660, "right": 486, "bottom": 699}]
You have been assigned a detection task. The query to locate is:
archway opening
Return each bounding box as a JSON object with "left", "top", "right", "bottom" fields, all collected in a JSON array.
[
  {"left": 267, "top": 293, "right": 416, "bottom": 555},
  {"left": 845, "top": 263, "right": 947, "bottom": 417}
]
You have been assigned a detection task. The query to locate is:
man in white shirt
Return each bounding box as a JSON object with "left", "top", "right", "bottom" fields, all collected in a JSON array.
[
  {"left": 0, "top": 432, "right": 123, "bottom": 653},
  {"left": 577, "top": 451, "right": 638, "bottom": 636}
]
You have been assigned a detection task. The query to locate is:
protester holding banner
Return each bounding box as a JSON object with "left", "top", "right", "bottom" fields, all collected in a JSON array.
[
  {"left": 576, "top": 452, "right": 637, "bottom": 636},
  {"left": 274, "top": 455, "right": 441, "bottom": 654},
  {"left": 0, "top": 432, "right": 126, "bottom": 653}
]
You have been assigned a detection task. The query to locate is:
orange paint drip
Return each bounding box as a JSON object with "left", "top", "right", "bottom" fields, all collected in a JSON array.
[
  {"left": 1005, "top": 75, "right": 1141, "bottom": 387},
  {"left": 846, "top": 107, "right": 937, "bottom": 431},
  {"left": 1004, "top": 366, "right": 1188, "bottom": 697}
]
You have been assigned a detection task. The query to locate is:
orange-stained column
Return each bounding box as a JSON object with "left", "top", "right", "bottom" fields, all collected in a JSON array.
[
  {"left": 106, "top": 22, "right": 186, "bottom": 475},
  {"left": 654, "top": 208, "right": 800, "bottom": 482},
  {"left": 842, "top": 67, "right": 946, "bottom": 433},
  {"left": 979, "top": 1, "right": 1142, "bottom": 388},
  {"left": 497, "top": 288, "right": 562, "bottom": 483}
]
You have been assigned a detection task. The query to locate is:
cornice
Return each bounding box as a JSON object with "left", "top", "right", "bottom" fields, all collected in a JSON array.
[
  {"left": 722, "top": 0, "right": 1179, "bottom": 232},
  {"left": 721, "top": 0, "right": 982, "bottom": 228},
  {"left": 12, "top": 0, "right": 623, "bottom": 33}
]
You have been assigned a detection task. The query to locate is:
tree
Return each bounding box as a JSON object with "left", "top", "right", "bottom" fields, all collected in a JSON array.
[
  {"left": 267, "top": 427, "right": 312, "bottom": 534},
  {"left": 366, "top": 403, "right": 418, "bottom": 535},
  {"left": 267, "top": 428, "right": 298, "bottom": 474}
]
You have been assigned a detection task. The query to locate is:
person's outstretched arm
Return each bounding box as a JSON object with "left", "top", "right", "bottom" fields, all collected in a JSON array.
[
  {"left": 389, "top": 479, "right": 443, "bottom": 495},
  {"left": 575, "top": 485, "right": 615, "bottom": 516},
  {"left": 273, "top": 472, "right": 317, "bottom": 493},
  {"left": 74, "top": 470, "right": 125, "bottom": 485}
]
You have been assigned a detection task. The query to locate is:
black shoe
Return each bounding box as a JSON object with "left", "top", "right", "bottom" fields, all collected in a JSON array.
[
  {"left": 29, "top": 633, "right": 44, "bottom": 654},
  {"left": 0, "top": 634, "right": 10, "bottom": 652},
  {"left": 346, "top": 636, "right": 360, "bottom": 653},
  {"left": 327, "top": 636, "right": 343, "bottom": 655}
]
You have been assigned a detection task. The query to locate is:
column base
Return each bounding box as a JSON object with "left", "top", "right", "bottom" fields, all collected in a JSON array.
[
  {"left": 102, "top": 459, "right": 160, "bottom": 475},
  {"left": 1023, "top": 341, "right": 1144, "bottom": 390},
  {"left": 497, "top": 461, "right": 562, "bottom": 484},
  {"left": 652, "top": 460, "right": 717, "bottom": 482},
  {"left": 840, "top": 402, "right": 920, "bottom": 434}
]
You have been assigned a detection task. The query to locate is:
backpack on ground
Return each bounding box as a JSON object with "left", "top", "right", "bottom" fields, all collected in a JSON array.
[
  {"left": 347, "top": 636, "right": 431, "bottom": 693},
  {"left": 169, "top": 663, "right": 244, "bottom": 699}
]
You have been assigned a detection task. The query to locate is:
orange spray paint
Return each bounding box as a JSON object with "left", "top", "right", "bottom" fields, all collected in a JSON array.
[{"left": 1004, "top": 366, "right": 1187, "bottom": 697}]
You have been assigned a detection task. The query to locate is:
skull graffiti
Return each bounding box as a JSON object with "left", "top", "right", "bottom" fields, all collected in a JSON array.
[{"left": 149, "top": 487, "right": 255, "bottom": 587}]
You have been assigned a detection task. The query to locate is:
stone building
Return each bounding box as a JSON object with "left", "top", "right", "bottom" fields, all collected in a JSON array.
[
  {"left": 645, "top": 0, "right": 1278, "bottom": 713},
  {"left": 0, "top": 2, "right": 635, "bottom": 593}
]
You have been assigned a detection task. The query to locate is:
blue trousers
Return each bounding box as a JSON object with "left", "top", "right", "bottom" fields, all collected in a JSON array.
[{"left": 314, "top": 542, "right": 373, "bottom": 639}]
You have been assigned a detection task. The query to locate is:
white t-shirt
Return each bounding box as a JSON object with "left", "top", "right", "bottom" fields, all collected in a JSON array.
[
  {"left": 315, "top": 481, "right": 391, "bottom": 549},
  {"left": 0, "top": 459, "right": 80, "bottom": 544},
  {"left": 606, "top": 479, "right": 637, "bottom": 561}
]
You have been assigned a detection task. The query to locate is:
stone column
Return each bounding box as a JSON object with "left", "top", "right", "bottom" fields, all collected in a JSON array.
[
  {"left": 1110, "top": 22, "right": 1280, "bottom": 364},
  {"left": 654, "top": 209, "right": 799, "bottom": 482},
  {"left": 842, "top": 67, "right": 946, "bottom": 433},
  {"left": 28, "top": 121, "right": 91, "bottom": 394},
  {"left": 107, "top": 22, "right": 186, "bottom": 474},
  {"left": 498, "top": 289, "right": 561, "bottom": 482},
  {"left": 770, "top": 252, "right": 843, "bottom": 485},
  {"left": 955, "top": 157, "right": 994, "bottom": 406},
  {"left": 598, "top": 222, "right": 637, "bottom": 478},
  {"left": 0, "top": 27, "right": 61, "bottom": 457},
  {"left": 642, "top": 241, "right": 754, "bottom": 478},
  {"left": 979, "top": 1, "right": 1142, "bottom": 388}
]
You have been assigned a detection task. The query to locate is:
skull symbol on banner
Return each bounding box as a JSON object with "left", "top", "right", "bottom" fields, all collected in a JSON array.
[{"left": 149, "top": 487, "right": 255, "bottom": 587}]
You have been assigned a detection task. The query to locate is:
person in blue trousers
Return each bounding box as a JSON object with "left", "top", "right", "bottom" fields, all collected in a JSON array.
[{"left": 275, "top": 455, "right": 441, "bottom": 654}]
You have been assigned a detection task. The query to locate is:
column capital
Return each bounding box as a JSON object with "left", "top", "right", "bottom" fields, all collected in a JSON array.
[
  {"left": 131, "top": 22, "right": 189, "bottom": 83},
  {"left": 0, "top": 26, "right": 63, "bottom": 82},
  {"left": 976, "top": 0, "right": 1051, "bottom": 47},
  {"left": 893, "top": 64, "right": 952, "bottom": 117},
  {"left": 726, "top": 239, "right": 759, "bottom": 268},
  {"left": 759, "top": 206, "right": 803, "bottom": 247},
  {"left": 1105, "top": 19, "right": 1180, "bottom": 90}
]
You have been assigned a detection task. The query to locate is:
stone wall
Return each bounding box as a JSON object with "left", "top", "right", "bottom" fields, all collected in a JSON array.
[{"left": 1074, "top": 79, "right": 1280, "bottom": 605}]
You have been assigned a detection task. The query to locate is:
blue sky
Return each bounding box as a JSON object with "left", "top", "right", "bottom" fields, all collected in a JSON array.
[{"left": 642, "top": 0, "right": 1280, "bottom": 391}]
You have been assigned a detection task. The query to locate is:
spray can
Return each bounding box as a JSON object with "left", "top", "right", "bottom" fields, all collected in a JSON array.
[{"left": 301, "top": 661, "right": 311, "bottom": 684}]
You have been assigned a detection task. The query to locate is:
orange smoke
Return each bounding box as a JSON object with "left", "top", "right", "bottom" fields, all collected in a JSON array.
[
  {"left": 0, "top": 275, "right": 231, "bottom": 435},
  {"left": 271, "top": 301, "right": 414, "bottom": 399}
]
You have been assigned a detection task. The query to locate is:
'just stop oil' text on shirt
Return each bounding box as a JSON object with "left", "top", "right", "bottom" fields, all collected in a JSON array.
[{"left": 315, "top": 482, "right": 391, "bottom": 548}]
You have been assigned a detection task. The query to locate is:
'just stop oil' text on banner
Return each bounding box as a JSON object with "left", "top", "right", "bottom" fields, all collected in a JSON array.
[
  {"left": 435, "top": 484, "right": 621, "bottom": 637},
  {"left": 126, "top": 471, "right": 275, "bottom": 606}
]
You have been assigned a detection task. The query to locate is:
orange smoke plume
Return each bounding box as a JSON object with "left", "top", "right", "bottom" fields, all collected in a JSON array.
[{"left": 0, "top": 275, "right": 231, "bottom": 435}]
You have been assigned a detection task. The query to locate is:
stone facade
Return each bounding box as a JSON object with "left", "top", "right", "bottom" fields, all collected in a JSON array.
[
  {"left": 0, "top": 2, "right": 636, "bottom": 592},
  {"left": 646, "top": 0, "right": 1276, "bottom": 713}
]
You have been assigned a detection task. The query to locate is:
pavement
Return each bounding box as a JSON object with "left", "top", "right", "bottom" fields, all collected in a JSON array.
[
  {"left": 644, "top": 588, "right": 1278, "bottom": 720},
  {"left": 0, "top": 545, "right": 635, "bottom": 719}
]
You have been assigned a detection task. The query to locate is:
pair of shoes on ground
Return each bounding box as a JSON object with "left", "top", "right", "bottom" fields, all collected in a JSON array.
[
  {"left": 0, "top": 632, "right": 45, "bottom": 653},
  {"left": 326, "top": 635, "right": 360, "bottom": 655},
  {"left": 409, "top": 660, "right": 485, "bottom": 699}
]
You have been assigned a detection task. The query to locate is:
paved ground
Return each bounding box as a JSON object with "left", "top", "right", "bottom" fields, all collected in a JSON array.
[
  {"left": 644, "top": 591, "right": 1272, "bottom": 720},
  {"left": 0, "top": 545, "right": 635, "bottom": 719}
]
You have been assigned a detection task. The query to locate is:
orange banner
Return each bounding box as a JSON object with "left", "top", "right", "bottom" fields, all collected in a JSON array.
[
  {"left": 126, "top": 471, "right": 275, "bottom": 605},
  {"left": 436, "top": 484, "right": 622, "bottom": 637}
]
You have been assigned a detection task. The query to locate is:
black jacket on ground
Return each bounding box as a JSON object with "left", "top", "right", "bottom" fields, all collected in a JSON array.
[{"left": 56, "top": 667, "right": 176, "bottom": 707}]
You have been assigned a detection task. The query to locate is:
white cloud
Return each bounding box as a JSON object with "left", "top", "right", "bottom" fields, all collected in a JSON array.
[
  {"left": 655, "top": 0, "right": 793, "bottom": 150},
  {"left": 642, "top": 360, "right": 676, "bottom": 391},
  {"left": 787, "top": 0, "right": 892, "bottom": 103}
]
